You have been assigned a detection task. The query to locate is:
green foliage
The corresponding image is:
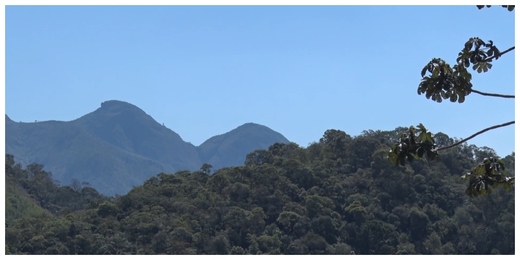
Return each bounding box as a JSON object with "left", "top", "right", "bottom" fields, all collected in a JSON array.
[
  {"left": 5, "top": 155, "right": 107, "bottom": 224},
  {"left": 388, "top": 124, "right": 437, "bottom": 166},
  {"left": 245, "top": 149, "right": 274, "bottom": 166},
  {"left": 5, "top": 126, "right": 515, "bottom": 255},
  {"left": 5, "top": 173, "right": 53, "bottom": 224},
  {"left": 418, "top": 37, "right": 505, "bottom": 102},
  {"left": 461, "top": 157, "right": 515, "bottom": 197},
  {"left": 200, "top": 163, "right": 213, "bottom": 174},
  {"left": 418, "top": 58, "right": 472, "bottom": 103}
]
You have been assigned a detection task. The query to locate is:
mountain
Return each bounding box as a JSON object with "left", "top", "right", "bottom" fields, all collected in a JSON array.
[
  {"left": 198, "top": 123, "right": 290, "bottom": 170},
  {"left": 76, "top": 100, "right": 201, "bottom": 171},
  {"left": 5, "top": 100, "right": 289, "bottom": 195}
]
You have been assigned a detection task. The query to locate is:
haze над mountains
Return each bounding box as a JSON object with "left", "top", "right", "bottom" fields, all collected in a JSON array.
[{"left": 5, "top": 100, "right": 290, "bottom": 195}]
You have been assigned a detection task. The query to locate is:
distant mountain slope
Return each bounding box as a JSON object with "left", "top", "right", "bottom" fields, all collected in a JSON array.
[
  {"left": 76, "top": 100, "right": 201, "bottom": 171},
  {"left": 198, "top": 123, "right": 290, "bottom": 170},
  {"left": 5, "top": 100, "right": 290, "bottom": 195},
  {"left": 6, "top": 108, "right": 181, "bottom": 195}
]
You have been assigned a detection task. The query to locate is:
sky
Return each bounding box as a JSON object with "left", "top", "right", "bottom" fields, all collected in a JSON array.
[{"left": 3, "top": 4, "right": 516, "bottom": 157}]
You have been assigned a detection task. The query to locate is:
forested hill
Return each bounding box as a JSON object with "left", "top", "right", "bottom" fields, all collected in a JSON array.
[
  {"left": 5, "top": 100, "right": 290, "bottom": 195},
  {"left": 5, "top": 128, "right": 515, "bottom": 254}
]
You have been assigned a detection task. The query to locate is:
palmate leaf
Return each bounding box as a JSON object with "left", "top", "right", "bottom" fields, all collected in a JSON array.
[
  {"left": 416, "top": 123, "right": 427, "bottom": 133},
  {"left": 502, "top": 5, "right": 515, "bottom": 11},
  {"left": 421, "top": 66, "right": 428, "bottom": 77},
  {"left": 472, "top": 62, "right": 491, "bottom": 73},
  {"left": 464, "top": 41, "right": 473, "bottom": 51},
  {"left": 465, "top": 37, "right": 485, "bottom": 51},
  {"left": 432, "top": 67, "right": 440, "bottom": 78},
  {"left": 458, "top": 94, "right": 465, "bottom": 103},
  {"left": 449, "top": 94, "right": 457, "bottom": 102},
  {"left": 417, "top": 126, "right": 434, "bottom": 144}
]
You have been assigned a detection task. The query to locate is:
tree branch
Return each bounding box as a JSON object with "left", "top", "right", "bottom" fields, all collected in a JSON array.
[
  {"left": 436, "top": 121, "right": 515, "bottom": 151},
  {"left": 499, "top": 46, "right": 515, "bottom": 57},
  {"left": 471, "top": 89, "right": 515, "bottom": 98}
]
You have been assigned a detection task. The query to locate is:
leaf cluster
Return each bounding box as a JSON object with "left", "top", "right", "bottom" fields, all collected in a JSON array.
[
  {"left": 461, "top": 157, "right": 515, "bottom": 197},
  {"left": 388, "top": 124, "right": 437, "bottom": 166},
  {"left": 458, "top": 37, "right": 500, "bottom": 71},
  {"left": 418, "top": 37, "right": 505, "bottom": 103},
  {"left": 418, "top": 58, "right": 472, "bottom": 103}
]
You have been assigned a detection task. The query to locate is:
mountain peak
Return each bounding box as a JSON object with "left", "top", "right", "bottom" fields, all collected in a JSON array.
[
  {"left": 87, "top": 100, "right": 152, "bottom": 121},
  {"left": 232, "top": 122, "right": 272, "bottom": 131},
  {"left": 101, "top": 99, "right": 134, "bottom": 106},
  {"left": 233, "top": 122, "right": 284, "bottom": 136},
  {"left": 238, "top": 122, "right": 263, "bottom": 128},
  {"left": 99, "top": 100, "right": 142, "bottom": 112}
]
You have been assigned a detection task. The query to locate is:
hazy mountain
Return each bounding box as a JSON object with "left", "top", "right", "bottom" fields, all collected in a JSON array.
[
  {"left": 198, "top": 123, "right": 290, "bottom": 170},
  {"left": 5, "top": 100, "right": 289, "bottom": 195},
  {"left": 77, "top": 100, "right": 201, "bottom": 171}
]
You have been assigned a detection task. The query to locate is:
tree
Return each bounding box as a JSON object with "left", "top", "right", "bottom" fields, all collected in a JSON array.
[
  {"left": 200, "top": 163, "right": 212, "bottom": 174},
  {"left": 245, "top": 149, "right": 274, "bottom": 166},
  {"left": 388, "top": 5, "right": 515, "bottom": 197}
]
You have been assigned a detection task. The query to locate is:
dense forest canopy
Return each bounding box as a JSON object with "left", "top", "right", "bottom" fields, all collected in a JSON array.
[{"left": 5, "top": 126, "right": 515, "bottom": 254}]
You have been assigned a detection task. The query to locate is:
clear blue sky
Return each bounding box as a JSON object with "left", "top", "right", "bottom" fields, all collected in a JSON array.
[{"left": 4, "top": 5, "right": 515, "bottom": 157}]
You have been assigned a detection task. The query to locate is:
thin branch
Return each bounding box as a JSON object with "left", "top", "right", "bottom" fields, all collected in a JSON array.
[
  {"left": 437, "top": 121, "right": 515, "bottom": 151},
  {"left": 485, "top": 46, "right": 515, "bottom": 62},
  {"left": 471, "top": 89, "right": 515, "bottom": 98},
  {"left": 499, "top": 46, "right": 515, "bottom": 57}
]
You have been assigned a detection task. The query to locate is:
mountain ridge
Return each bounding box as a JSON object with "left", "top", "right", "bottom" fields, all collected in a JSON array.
[{"left": 5, "top": 100, "right": 290, "bottom": 195}]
